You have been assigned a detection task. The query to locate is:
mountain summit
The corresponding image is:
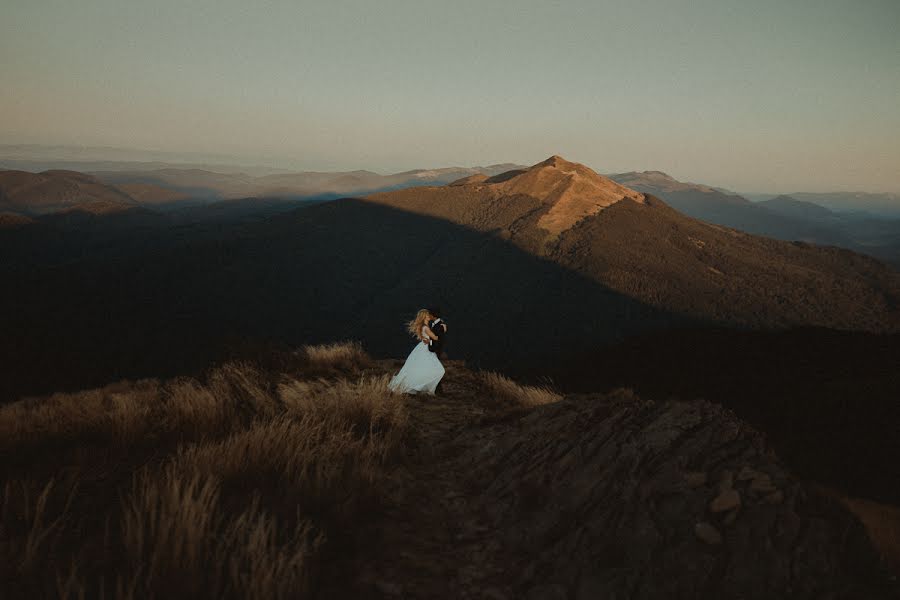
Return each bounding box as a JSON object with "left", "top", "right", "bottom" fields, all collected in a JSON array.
[
  {"left": 478, "top": 155, "right": 646, "bottom": 237},
  {"left": 370, "top": 155, "right": 647, "bottom": 244}
]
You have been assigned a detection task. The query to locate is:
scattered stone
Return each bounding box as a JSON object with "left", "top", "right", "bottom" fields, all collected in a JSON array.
[
  {"left": 710, "top": 488, "right": 741, "bottom": 513},
  {"left": 684, "top": 471, "right": 707, "bottom": 487},
  {"left": 694, "top": 522, "right": 723, "bottom": 545}
]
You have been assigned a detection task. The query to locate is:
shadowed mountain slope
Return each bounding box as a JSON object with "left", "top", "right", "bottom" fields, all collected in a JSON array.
[
  {"left": 2, "top": 156, "right": 899, "bottom": 403},
  {"left": 759, "top": 194, "right": 838, "bottom": 220}
]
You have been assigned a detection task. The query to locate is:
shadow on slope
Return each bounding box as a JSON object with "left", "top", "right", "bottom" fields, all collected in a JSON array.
[{"left": 0, "top": 198, "right": 694, "bottom": 402}]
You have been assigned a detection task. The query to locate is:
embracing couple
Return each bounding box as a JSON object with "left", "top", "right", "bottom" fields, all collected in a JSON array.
[{"left": 388, "top": 307, "right": 447, "bottom": 395}]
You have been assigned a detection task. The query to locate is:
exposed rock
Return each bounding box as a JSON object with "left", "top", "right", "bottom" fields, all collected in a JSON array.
[
  {"left": 452, "top": 392, "right": 894, "bottom": 599},
  {"left": 710, "top": 488, "right": 742, "bottom": 513},
  {"left": 695, "top": 522, "right": 723, "bottom": 545}
]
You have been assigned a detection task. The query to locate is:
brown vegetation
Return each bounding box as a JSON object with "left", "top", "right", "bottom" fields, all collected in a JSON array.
[
  {"left": 479, "top": 372, "right": 562, "bottom": 407},
  {"left": 0, "top": 343, "right": 406, "bottom": 599}
]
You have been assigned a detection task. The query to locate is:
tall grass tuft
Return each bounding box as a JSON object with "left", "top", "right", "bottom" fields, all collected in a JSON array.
[
  {"left": 480, "top": 371, "right": 563, "bottom": 407},
  {"left": 301, "top": 341, "right": 371, "bottom": 375}
]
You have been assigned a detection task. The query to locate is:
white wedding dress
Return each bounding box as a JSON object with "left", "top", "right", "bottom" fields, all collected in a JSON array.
[{"left": 389, "top": 327, "right": 445, "bottom": 394}]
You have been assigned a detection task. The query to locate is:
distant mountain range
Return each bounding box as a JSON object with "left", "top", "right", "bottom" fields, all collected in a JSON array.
[
  {"left": 3, "top": 160, "right": 899, "bottom": 267},
  {"left": 785, "top": 192, "right": 900, "bottom": 218},
  {"left": 89, "top": 163, "right": 526, "bottom": 203},
  {"left": 608, "top": 171, "right": 900, "bottom": 267},
  {"left": 0, "top": 159, "right": 526, "bottom": 207}
]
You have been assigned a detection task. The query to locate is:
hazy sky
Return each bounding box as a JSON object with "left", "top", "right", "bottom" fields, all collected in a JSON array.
[{"left": 2, "top": 0, "right": 898, "bottom": 192}]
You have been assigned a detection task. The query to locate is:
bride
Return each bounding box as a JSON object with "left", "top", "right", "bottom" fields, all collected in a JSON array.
[{"left": 389, "top": 309, "right": 446, "bottom": 394}]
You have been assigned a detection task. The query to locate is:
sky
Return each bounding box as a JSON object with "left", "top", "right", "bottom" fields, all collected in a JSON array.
[{"left": 1, "top": 0, "right": 898, "bottom": 193}]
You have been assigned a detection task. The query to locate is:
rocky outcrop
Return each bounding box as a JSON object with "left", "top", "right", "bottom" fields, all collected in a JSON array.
[
  {"left": 323, "top": 364, "right": 896, "bottom": 599},
  {"left": 454, "top": 390, "right": 894, "bottom": 599}
]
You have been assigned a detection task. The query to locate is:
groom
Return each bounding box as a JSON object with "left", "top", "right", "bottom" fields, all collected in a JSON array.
[
  {"left": 427, "top": 306, "right": 447, "bottom": 357},
  {"left": 427, "top": 306, "right": 447, "bottom": 394}
]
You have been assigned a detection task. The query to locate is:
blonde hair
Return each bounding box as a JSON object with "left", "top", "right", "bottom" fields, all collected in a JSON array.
[{"left": 407, "top": 309, "right": 431, "bottom": 340}]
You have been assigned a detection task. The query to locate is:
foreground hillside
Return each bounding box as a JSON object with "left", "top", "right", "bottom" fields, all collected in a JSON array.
[{"left": 1, "top": 344, "right": 895, "bottom": 599}]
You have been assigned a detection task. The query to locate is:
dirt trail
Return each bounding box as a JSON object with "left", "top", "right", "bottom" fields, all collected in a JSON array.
[{"left": 322, "top": 361, "right": 512, "bottom": 599}]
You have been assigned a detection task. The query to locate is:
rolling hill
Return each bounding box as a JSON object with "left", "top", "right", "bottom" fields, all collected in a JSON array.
[
  {"left": 0, "top": 169, "right": 138, "bottom": 215},
  {"left": 89, "top": 162, "right": 526, "bottom": 205},
  {"left": 758, "top": 194, "right": 838, "bottom": 220}
]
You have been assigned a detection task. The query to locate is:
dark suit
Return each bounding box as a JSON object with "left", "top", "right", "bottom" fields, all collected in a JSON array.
[{"left": 428, "top": 318, "right": 447, "bottom": 355}]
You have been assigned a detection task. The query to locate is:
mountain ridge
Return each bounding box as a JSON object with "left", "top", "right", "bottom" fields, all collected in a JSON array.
[{"left": 0, "top": 169, "right": 138, "bottom": 215}]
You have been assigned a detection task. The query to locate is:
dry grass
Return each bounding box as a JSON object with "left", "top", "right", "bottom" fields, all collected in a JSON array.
[
  {"left": 0, "top": 379, "right": 162, "bottom": 449},
  {"left": 301, "top": 340, "right": 371, "bottom": 374},
  {"left": 480, "top": 371, "right": 563, "bottom": 407},
  {"left": 121, "top": 465, "right": 321, "bottom": 600},
  {"left": 0, "top": 343, "right": 405, "bottom": 599}
]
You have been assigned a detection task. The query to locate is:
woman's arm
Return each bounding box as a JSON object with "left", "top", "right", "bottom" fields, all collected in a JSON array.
[{"left": 422, "top": 325, "right": 439, "bottom": 341}]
